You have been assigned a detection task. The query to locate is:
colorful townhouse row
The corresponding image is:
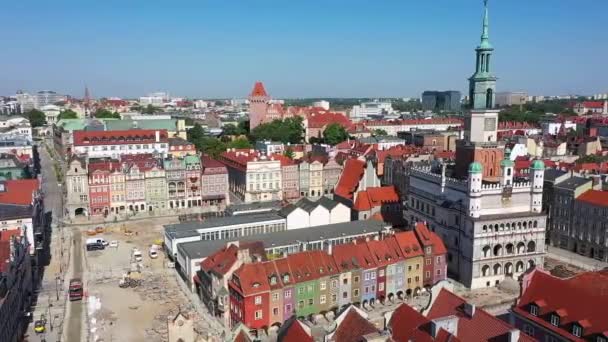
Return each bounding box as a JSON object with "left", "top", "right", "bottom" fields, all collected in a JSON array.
[
  {"left": 64, "top": 153, "right": 229, "bottom": 218},
  {"left": 218, "top": 149, "right": 342, "bottom": 203},
  {"left": 227, "top": 223, "right": 447, "bottom": 330}
]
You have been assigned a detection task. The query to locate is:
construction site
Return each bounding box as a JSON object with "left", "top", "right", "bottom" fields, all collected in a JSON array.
[{"left": 79, "top": 217, "right": 224, "bottom": 342}]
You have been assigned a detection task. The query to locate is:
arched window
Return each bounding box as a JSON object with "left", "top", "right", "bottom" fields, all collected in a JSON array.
[
  {"left": 493, "top": 263, "right": 502, "bottom": 275},
  {"left": 486, "top": 88, "right": 493, "bottom": 108},
  {"left": 527, "top": 241, "right": 536, "bottom": 253},
  {"left": 515, "top": 261, "right": 524, "bottom": 273},
  {"left": 507, "top": 168, "right": 511, "bottom": 176},
  {"left": 482, "top": 265, "right": 490, "bottom": 277},
  {"left": 482, "top": 245, "right": 491, "bottom": 258},
  {"left": 493, "top": 244, "right": 502, "bottom": 257}
]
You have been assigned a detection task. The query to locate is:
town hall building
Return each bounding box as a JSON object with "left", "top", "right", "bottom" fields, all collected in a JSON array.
[{"left": 405, "top": 0, "right": 547, "bottom": 289}]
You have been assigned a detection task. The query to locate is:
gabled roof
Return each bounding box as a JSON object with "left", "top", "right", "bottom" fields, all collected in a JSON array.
[
  {"left": 328, "top": 305, "right": 379, "bottom": 342},
  {"left": 393, "top": 231, "right": 424, "bottom": 258},
  {"left": 200, "top": 241, "right": 265, "bottom": 277},
  {"left": 277, "top": 316, "right": 313, "bottom": 342},
  {"left": 428, "top": 288, "right": 534, "bottom": 342},
  {"left": 334, "top": 159, "right": 365, "bottom": 200},
  {"left": 353, "top": 186, "right": 399, "bottom": 211},
  {"left": 414, "top": 222, "right": 447, "bottom": 254},
  {"left": 515, "top": 269, "right": 608, "bottom": 339},
  {"left": 389, "top": 303, "right": 457, "bottom": 342}
]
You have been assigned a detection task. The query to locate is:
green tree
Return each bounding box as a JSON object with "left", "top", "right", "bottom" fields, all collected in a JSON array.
[
  {"left": 323, "top": 123, "right": 349, "bottom": 145},
  {"left": 94, "top": 108, "right": 121, "bottom": 119},
  {"left": 26, "top": 109, "right": 46, "bottom": 127},
  {"left": 227, "top": 137, "right": 253, "bottom": 149},
  {"left": 284, "top": 147, "right": 295, "bottom": 159},
  {"left": 251, "top": 117, "right": 304, "bottom": 144},
  {"left": 58, "top": 109, "right": 78, "bottom": 120},
  {"left": 222, "top": 124, "right": 239, "bottom": 136},
  {"left": 142, "top": 104, "right": 159, "bottom": 114},
  {"left": 372, "top": 129, "right": 388, "bottom": 136},
  {"left": 187, "top": 124, "right": 229, "bottom": 158}
]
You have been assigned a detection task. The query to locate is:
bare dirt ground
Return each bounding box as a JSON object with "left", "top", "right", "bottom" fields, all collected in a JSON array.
[
  {"left": 544, "top": 256, "right": 587, "bottom": 278},
  {"left": 81, "top": 216, "right": 204, "bottom": 342}
]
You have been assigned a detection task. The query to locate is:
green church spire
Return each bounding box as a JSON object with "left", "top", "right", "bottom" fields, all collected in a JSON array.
[
  {"left": 480, "top": 0, "right": 491, "bottom": 48},
  {"left": 469, "top": 0, "right": 497, "bottom": 110}
]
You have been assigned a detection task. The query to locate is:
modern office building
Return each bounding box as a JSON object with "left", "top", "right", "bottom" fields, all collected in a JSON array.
[{"left": 422, "top": 91, "right": 462, "bottom": 112}]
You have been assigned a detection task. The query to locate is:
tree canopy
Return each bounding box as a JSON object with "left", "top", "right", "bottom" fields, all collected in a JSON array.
[
  {"left": 227, "top": 137, "right": 253, "bottom": 149},
  {"left": 251, "top": 117, "right": 304, "bottom": 144},
  {"left": 323, "top": 123, "right": 349, "bottom": 145},
  {"left": 58, "top": 109, "right": 78, "bottom": 120},
  {"left": 392, "top": 99, "right": 423, "bottom": 112},
  {"left": 372, "top": 129, "right": 388, "bottom": 136},
  {"left": 222, "top": 122, "right": 249, "bottom": 136},
  {"left": 142, "top": 104, "right": 159, "bottom": 114},
  {"left": 26, "top": 109, "right": 46, "bottom": 127},
  {"left": 284, "top": 147, "right": 295, "bottom": 159},
  {"left": 94, "top": 108, "right": 121, "bottom": 119},
  {"left": 498, "top": 100, "right": 575, "bottom": 124}
]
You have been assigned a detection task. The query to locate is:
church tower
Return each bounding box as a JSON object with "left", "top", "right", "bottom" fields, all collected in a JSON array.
[
  {"left": 455, "top": 0, "right": 503, "bottom": 179},
  {"left": 248, "top": 81, "right": 270, "bottom": 130}
]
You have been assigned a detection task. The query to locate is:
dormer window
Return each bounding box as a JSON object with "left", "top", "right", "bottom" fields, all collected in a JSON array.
[
  {"left": 252, "top": 282, "right": 260, "bottom": 288},
  {"left": 572, "top": 324, "right": 582, "bottom": 337},
  {"left": 269, "top": 276, "right": 277, "bottom": 285},
  {"left": 282, "top": 274, "right": 290, "bottom": 283},
  {"left": 530, "top": 304, "right": 539, "bottom": 316},
  {"left": 550, "top": 314, "right": 560, "bottom": 327}
]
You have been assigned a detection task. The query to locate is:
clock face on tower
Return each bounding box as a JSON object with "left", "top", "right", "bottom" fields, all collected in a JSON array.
[{"left": 484, "top": 118, "right": 496, "bottom": 131}]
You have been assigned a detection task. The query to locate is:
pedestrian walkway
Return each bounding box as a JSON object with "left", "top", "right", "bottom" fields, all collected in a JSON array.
[{"left": 546, "top": 245, "right": 608, "bottom": 271}]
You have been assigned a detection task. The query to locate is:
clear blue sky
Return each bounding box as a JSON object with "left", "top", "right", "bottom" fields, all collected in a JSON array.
[{"left": 2, "top": 0, "right": 606, "bottom": 99}]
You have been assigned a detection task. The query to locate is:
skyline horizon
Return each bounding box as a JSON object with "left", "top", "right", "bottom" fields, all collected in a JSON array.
[{"left": 2, "top": 0, "right": 607, "bottom": 99}]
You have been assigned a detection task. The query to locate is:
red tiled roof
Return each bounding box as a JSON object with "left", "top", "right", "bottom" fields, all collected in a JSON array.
[
  {"left": 414, "top": 222, "right": 447, "bottom": 254},
  {"left": 361, "top": 118, "right": 462, "bottom": 127},
  {"left": 277, "top": 318, "right": 313, "bottom": 342},
  {"left": 73, "top": 129, "right": 168, "bottom": 146},
  {"left": 234, "top": 330, "right": 252, "bottom": 342},
  {"left": 231, "top": 262, "right": 271, "bottom": 296},
  {"left": 515, "top": 269, "right": 608, "bottom": 339},
  {"left": 202, "top": 156, "right": 228, "bottom": 174},
  {"left": 332, "top": 242, "right": 378, "bottom": 272},
  {"left": 306, "top": 112, "right": 351, "bottom": 129},
  {"left": 365, "top": 238, "right": 403, "bottom": 267},
  {"left": 428, "top": 289, "right": 535, "bottom": 342},
  {"left": 271, "top": 153, "right": 295, "bottom": 166},
  {"left": 88, "top": 159, "right": 121, "bottom": 174},
  {"left": 577, "top": 190, "right": 608, "bottom": 207},
  {"left": 250, "top": 81, "right": 268, "bottom": 97},
  {"left": 334, "top": 159, "right": 365, "bottom": 200},
  {"left": 389, "top": 303, "right": 457, "bottom": 342},
  {"left": 0, "top": 179, "right": 39, "bottom": 205},
  {"left": 580, "top": 101, "right": 605, "bottom": 109},
  {"left": 331, "top": 308, "right": 378, "bottom": 342},
  {"left": 353, "top": 186, "right": 399, "bottom": 211},
  {"left": 393, "top": 231, "right": 424, "bottom": 258},
  {"left": 202, "top": 242, "right": 265, "bottom": 277}
]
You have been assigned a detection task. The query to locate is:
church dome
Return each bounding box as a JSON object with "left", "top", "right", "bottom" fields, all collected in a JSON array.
[
  {"left": 531, "top": 160, "right": 545, "bottom": 170},
  {"left": 469, "top": 162, "right": 483, "bottom": 173},
  {"left": 501, "top": 158, "right": 514, "bottom": 168}
]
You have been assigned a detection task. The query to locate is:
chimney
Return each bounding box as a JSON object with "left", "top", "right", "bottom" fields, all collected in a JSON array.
[
  {"left": 155, "top": 130, "right": 160, "bottom": 142},
  {"left": 463, "top": 303, "right": 476, "bottom": 318},
  {"left": 508, "top": 329, "right": 520, "bottom": 342}
]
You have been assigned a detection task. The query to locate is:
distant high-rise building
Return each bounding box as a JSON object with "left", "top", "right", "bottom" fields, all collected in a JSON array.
[
  {"left": 496, "top": 91, "right": 527, "bottom": 107},
  {"left": 34, "top": 90, "right": 65, "bottom": 109},
  {"left": 421, "top": 91, "right": 461, "bottom": 112}
]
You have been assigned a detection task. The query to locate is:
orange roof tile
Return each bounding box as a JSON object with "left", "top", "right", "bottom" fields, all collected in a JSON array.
[
  {"left": 334, "top": 159, "right": 365, "bottom": 200},
  {"left": 250, "top": 81, "right": 268, "bottom": 97},
  {"left": 577, "top": 190, "right": 608, "bottom": 207},
  {"left": 0, "top": 179, "right": 39, "bottom": 206}
]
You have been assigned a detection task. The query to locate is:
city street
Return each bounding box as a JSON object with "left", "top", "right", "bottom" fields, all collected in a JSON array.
[{"left": 26, "top": 140, "right": 70, "bottom": 342}]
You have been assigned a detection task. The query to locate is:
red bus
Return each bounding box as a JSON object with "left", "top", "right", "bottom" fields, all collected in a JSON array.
[{"left": 69, "top": 278, "right": 83, "bottom": 301}]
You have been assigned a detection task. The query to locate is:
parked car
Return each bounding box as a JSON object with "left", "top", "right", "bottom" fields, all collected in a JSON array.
[
  {"left": 86, "top": 242, "right": 105, "bottom": 251},
  {"left": 132, "top": 248, "right": 143, "bottom": 262}
]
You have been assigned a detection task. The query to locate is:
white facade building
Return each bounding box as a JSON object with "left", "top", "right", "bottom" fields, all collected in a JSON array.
[
  {"left": 280, "top": 197, "right": 350, "bottom": 230},
  {"left": 405, "top": 1, "right": 546, "bottom": 289},
  {"left": 350, "top": 100, "right": 393, "bottom": 121}
]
